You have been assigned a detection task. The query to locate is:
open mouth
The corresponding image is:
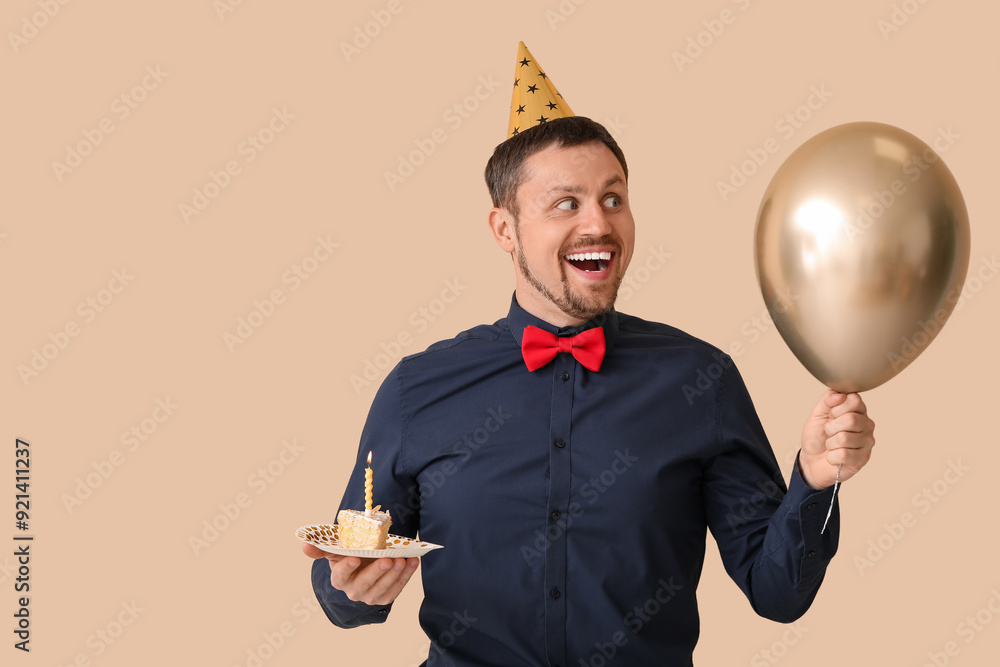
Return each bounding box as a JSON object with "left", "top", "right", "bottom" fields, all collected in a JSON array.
[{"left": 564, "top": 250, "right": 613, "bottom": 273}]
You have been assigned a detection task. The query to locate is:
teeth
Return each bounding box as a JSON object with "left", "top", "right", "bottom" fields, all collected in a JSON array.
[{"left": 566, "top": 251, "right": 613, "bottom": 261}]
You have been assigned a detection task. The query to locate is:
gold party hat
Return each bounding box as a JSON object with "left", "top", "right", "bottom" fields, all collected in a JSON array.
[{"left": 507, "top": 41, "right": 574, "bottom": 138}]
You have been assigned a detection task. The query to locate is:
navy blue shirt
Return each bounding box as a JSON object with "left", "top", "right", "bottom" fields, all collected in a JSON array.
[{"left": 312, "top": 294, "right": 839, "bottom": 666}]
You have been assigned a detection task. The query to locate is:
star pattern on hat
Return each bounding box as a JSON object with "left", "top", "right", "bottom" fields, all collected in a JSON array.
[{"left": 506, "top": 41, "right": 575, "bottom": 138}]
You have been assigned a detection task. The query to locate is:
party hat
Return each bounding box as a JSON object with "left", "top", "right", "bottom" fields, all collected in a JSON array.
[{"left": 507, "top": 41, "right": 574, "bottom": 138}]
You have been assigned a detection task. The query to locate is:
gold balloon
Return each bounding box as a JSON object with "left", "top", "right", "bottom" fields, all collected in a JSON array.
[{"left": 754, "top": 122, "right": 970, "bottom": 393}]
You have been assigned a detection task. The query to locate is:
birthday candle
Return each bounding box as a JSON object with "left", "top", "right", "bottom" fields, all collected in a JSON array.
[{"left": 365, "top": 451, "right": 373, "bottom": 517}]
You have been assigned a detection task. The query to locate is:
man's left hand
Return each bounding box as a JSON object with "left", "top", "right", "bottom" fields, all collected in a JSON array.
[{"left": 799, "top": 389, "right": 876, "bottom": 490}]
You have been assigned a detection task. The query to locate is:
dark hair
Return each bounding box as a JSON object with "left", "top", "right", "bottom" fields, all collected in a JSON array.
[{"left": 484, "top": 116, "right": 628, "bottom": 220}]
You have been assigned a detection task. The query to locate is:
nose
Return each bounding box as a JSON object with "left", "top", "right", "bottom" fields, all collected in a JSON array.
[{"left": 577, "top": 200, "right": 614, "bottom": 237}]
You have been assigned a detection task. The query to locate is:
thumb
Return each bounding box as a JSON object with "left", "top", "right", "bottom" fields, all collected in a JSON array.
[{"left": 810, "top": 388, "right": 846, "bottom": 421}]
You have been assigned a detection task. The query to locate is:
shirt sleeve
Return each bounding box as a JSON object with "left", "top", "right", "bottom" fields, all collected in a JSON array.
[
  {"left": 702, "top": 360, "right": 839, "bottom": 623},
  {"left": 310, "top": 363, "right": 421, "bottom": 628}
]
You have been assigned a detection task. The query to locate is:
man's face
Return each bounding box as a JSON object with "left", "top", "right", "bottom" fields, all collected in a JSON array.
[{"left": 505, "top": 141, "right": 635, "bottom": 325}]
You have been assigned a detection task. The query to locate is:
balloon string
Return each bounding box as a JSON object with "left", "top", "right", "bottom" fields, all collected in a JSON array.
[{"left": 820, "top": 463, "right": 841, "bottom": 535}]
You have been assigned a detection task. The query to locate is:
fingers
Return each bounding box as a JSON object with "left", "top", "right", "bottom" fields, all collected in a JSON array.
[
  {"left": 821, "top": 399, "right": 875, "bottom": 480},
  {"left": 303, "top": 542, "right": 422, "bottom": 605},
  {"left": 302, "top": 542, "right": 335, "bottom": 559},
  {"left": 330, "top": 557, "right": 420, "bottom": 605},
  {"left": 824, "top": 411, "right": 875, "bottom": 438},
  {"left": 800, "top": 391, "right": 875, "bottom": 487},
  {"left": 369, "top": 558, "right": 420, "bottom": 605},
  {"left": 823, "top": 389, "right": 848, "bottom": 408},
  {"left": 328, "top": 556, "right": 365, "bottom": 590},
  {"left": 300, "top": 544, "right": 352, "bottom": 573},
  {"left": 823, "top": 429, "right": 875, "bottom": 456},
  {"left": 808, "top": 389, "right": 844, "bottom": 420},
  {"left": 821, "top": 438, "right": 873, "bottom": 474},
  {"left": 828, "top": 392, "right": 868, "bottom": 419},
  {"left": 824, "top": 411, "right": 875, "bottom": 448}
]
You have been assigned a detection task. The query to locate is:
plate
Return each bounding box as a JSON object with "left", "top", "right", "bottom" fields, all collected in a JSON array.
[{"left": 295, "top": 523, "right": 443, "bottom": 558}]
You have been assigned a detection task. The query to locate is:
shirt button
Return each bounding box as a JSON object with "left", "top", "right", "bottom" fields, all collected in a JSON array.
[
  {"left": 550, "top": 587, "right": 561, "bottom": 599},
  {"left": 551, "top": 510, "right": 561, "bottom": 520},
  {"left": 554, "top": 439, "right": 565, "bottom": 448},
  {"left": 561, "top": 372, "right": 570, "bottom": 382},
  {"left": 807, "top": 550, "right": 816, "bottom": 558},
  {"left": 807, "top": 503, "right": 817, "bottom": 510}
]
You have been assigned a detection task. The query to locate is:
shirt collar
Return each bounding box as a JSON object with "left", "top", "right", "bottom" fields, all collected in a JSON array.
[{"left": 505, "top": 292, "right": 620, "bottom": 354}]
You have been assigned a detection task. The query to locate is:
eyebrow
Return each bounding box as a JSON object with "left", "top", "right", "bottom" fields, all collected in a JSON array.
[{"left": 544, "top": 175, "right": 626, "bottom": 197}]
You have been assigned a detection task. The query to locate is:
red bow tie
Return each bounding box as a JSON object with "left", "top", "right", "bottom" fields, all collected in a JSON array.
[{"left": 521, "top": 325, "right": 606, "bottom": 372}]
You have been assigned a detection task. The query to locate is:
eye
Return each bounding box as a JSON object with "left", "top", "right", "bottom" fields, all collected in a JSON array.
[
  {"left": 603, "top": 195, "right": 622, "bottom": 208},
  {"left": 556, "top": 199, "right": 578, "bottom": 211}
]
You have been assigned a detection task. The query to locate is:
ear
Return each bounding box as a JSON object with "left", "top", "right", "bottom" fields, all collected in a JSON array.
[{"left": 487, "top": 207, "right": 517, "bottom": 253}]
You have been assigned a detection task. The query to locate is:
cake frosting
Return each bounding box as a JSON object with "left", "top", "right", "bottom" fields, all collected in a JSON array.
[{"left": 337, "top": 508, "right": 392, "bottom": 549}]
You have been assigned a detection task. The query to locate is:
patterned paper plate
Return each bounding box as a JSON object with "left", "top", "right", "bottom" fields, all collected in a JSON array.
[{"left": 295, "top": 523, "right": 444, "bottom": 558}]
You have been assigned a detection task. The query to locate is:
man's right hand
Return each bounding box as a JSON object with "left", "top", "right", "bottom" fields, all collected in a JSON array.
[{"left": 302, "top": 542, "right": 420, "bottom": 605}]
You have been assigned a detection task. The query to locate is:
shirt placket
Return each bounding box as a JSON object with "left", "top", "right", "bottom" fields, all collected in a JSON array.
[{"left": 544, "top": 350, "right": 574, "bottom": 667}]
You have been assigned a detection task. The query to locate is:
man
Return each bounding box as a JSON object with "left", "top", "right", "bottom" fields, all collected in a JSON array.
[{"left": 303, "top": 46, "right": 874, "bottom": 666}]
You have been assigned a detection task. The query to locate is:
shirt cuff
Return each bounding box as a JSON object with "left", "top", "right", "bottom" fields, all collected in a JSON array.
[
  {"left": 788, "top": 452, "right": 840, "bottom": 587},
  {"left": 311, "top": 558, "right": 393, "bottom": 628}
]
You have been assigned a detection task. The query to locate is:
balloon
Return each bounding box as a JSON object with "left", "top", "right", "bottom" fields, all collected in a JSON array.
[{"left": 754, "top": 122, "right": 970, "bottom": 393}]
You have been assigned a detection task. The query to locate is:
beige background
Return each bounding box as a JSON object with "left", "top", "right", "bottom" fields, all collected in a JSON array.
[{"left": 3, "top": 1, "right": 998, "bottom": 665}]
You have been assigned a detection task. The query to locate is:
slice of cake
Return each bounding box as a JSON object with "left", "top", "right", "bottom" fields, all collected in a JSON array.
[{"left": 336, "top": 508, "right": 392, "bottom": 549}]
